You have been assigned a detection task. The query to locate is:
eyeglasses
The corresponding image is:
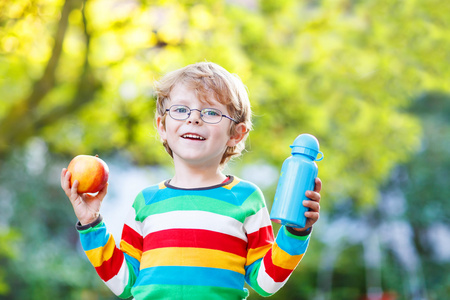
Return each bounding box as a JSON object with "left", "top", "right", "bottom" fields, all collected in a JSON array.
[{"left": 165, "top": 105, "right": 238, "bottom": 124}]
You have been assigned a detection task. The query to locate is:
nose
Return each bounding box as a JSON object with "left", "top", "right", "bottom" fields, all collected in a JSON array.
[{"left": 187, "top": 109, "right": 202, "bottom": 124}]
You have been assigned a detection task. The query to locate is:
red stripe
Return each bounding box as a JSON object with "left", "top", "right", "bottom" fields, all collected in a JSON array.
[
  {"left": 143, "top": 229, "right": 247, "bottom": 257},
  {"left": 247, "top": 225, "right": 274, "bottom": 249},
  {"left": 95, "top": 247, "right": 124, "bottom": 282},
  {"left": 121, "top": 224, "right": 143, "bottom": 252},
  {"left": 263, "top": 248, "right": 293, "bottom": 282}
]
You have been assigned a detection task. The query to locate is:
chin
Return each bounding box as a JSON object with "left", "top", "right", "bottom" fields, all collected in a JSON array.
[{"left": 174, "top": 154, "right": 222, "bottom": 167}]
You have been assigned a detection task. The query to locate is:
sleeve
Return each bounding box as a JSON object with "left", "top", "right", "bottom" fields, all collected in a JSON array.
[
  {"left": 243, "top": 189, "right": 311, "bottom": 297},
  {"left": 77, "top": 201, "right": 144, "bottom": 299}
]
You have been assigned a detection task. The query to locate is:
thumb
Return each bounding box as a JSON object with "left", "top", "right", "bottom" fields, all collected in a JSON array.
[{"left": 96, "top": 183, "right": 109, "bottom": 200}]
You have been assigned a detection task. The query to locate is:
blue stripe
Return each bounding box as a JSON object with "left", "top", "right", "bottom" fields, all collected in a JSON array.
[
  {"left": 161, "top": 189, "right": 243, "bottom": 206},
  {"left": 276, "top": 226, "right": 310, "bottom": 255},
  {"left": 244, "top": 257, "right": 261, "bottom": 282},
  {"left": 135, "top": 266, "right": 245, "bottom": 289},
  {"left": 79, "top": 222, "right": 110, "bottom": 251},
  {"left": 142, "top": 180, "right": 257, "bottom": 207},
  {"left": 124, "top": 253, "right": 140, "bottom": 277},
  {"left": 141, "top": 185, "right": 161, "bottom": 205},
  {"left": 229, "top": 180, "right": 261, "bottom": 205}
]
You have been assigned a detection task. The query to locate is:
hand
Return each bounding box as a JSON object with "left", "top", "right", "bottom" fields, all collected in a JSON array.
[
  {"left": 291, "top": 177, "right": 322, "bottom": 232},
  {"left": 60, "top": 168, "right": 108, "bottom": 226}
]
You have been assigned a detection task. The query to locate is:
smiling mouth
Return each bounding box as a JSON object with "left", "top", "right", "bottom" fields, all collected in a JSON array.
[{"left": 182, "top": 134, "right": 206, "bottom": 140}]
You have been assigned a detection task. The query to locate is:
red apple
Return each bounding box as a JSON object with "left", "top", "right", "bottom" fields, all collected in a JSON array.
[{"left": 67, "top": 154, "right": 109, "bottom": 194}]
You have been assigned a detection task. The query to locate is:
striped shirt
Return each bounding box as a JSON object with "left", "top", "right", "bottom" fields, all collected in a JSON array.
[{"left": 78, "top": 176, "right": 310, "bottom": 299}]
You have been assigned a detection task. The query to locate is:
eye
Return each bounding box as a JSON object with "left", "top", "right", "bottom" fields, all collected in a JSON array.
[
  {"left": 203, "top": 109, "right": 220, "bottom": 116},
  {"left": 173, "top": 106, "right": 188, "bottom": 113}
]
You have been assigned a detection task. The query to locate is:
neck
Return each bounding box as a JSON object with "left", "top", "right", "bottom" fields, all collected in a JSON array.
[{"left": 170, "top": 159, "right": 227, "bottom": 189}]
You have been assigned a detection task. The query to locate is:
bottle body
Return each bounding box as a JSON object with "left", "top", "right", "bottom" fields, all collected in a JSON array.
[{"left": 270, "top": 154, "right": 318, "bottom": 228}]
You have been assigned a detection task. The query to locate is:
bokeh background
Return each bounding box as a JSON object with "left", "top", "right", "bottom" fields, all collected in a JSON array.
[{"left": 0, "top": 0, "right": 449, "bottom": 299}]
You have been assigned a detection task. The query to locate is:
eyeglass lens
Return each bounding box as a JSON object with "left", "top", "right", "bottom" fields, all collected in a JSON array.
[{"left": 169, "top": 105, "right": 223, "bottom": 124}]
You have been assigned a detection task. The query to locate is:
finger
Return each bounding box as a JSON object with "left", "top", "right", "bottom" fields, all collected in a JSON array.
[
  {"left": 60, "top": 168, "right": 66, "bottom": 190},
  {"left": 70, "top": 179, "right": 80, "bottom": 200},
  {"left": 314, "top": 177, "right": 322, "bottom": 193},
  {"left": 61, "top": 169, "right": 73, "bottom": 196},
  {"left": 305, "top": 210, "right": 319, "bottom": 219},
  {"left": 60, "top": 168, "right": 67, "bottom": 189},
  {"left": 305, "top": 211, "right": 319, "bottom": 226},
  {"left": 303, "top": 200, "right": 320, "bottom": 212},
  {"left": 306, "top": 190, "right": 321, "bottom": 202},
  {"left": 65, "top": 169, "right": 71, "bottom": 181}
]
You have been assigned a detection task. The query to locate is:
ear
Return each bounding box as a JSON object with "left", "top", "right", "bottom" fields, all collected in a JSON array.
[
  {"left": 156, "top": 116, "right": 167, "bottom": 141},
  {"left": 226, "top": 123, "right": 248, "bottom": 147}
]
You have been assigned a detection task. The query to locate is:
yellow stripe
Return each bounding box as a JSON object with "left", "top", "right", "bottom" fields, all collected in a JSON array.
[
  {"left": 246, "top": 244, "right": 272, "bottom": 266},
  {"left": 85, "top": 235, "right": 116, "bottom": 267},
  {"left": 271, "top": 243, "right": 304, "bottom": 270},
  {"left": 120, "top": 240, "right": 142, "bottom": 261},
  {"left": 158, "top": 181, "right": 166, "bottom": 189},
  {"left": 141, "top": 247, "right": 246, "bottom": 274},
  {"left": 223, "top": 177, "right": 240, "bottom": 190}
]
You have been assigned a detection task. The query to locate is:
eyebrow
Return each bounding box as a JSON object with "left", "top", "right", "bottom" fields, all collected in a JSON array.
[
  {"left": 168, "top": 96, "right": 227, "bottom": 110},
  {"left": 172, "top": 102, "right": 226, "bottom": 110}
]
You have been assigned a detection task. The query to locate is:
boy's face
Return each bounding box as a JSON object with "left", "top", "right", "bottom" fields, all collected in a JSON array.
[{"left": 157, "top": 83, "right": 242, "bottom": 168}]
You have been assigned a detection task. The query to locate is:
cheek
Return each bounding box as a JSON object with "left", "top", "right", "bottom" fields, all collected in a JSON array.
[
  {"left": 214, "top": 126, "right": 232, "bottom": 144},
  {"left": 163, "top": 123, "right": 176, "bottom": 139},
  {"left": 165, "top": 121, "right": 184, "bottom": 145}
]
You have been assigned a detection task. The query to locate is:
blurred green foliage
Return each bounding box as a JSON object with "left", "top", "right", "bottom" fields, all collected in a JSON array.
[
  {"left": 402, "top": 92, "right": 450, "bottom": 228},
  {"left": 0, "top": 0, "right": 449, "bottom": 299},
  {"left": 4, "top": 0, "right": 446, "bottom": 206},
  {"left": 0, "top": 229, "right": 19, "bottom": 295}
]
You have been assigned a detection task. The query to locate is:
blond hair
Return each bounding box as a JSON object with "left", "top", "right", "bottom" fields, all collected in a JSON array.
[{"left": 154, "top": 62, "right": 252, "bottom": 165}]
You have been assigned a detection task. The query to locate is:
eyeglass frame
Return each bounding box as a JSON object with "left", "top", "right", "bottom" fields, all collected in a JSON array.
[{"left": 164, "top": 105, "right": 238, "bottom": 124}]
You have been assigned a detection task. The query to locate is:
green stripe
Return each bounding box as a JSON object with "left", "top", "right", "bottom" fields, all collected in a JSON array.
[
  {"left": 78, "top": 221, "right": 104, "bottom": 234},
  {"left": 117, "top": 259, "right": 140, "bottom": 299},
  {"left": 245, "top": 261, "right": 272, "bottom": 297},
  {"left": 137, "top": 195, "right": 248, "bottom": 222},
  {"left": 240, "top": 189, "right": 267, "bottom": 217},
  {"left": 131, "top": 284, "right": 249, "bottom": 300},
  {"left": 284, "top": 226, "right": 310, "bottom": 241},
  {"left": 132, "top": 192, "right": 146, "bottom": 212}
]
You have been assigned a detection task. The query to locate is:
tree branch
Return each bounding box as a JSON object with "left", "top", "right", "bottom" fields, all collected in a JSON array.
[
  {"left": 0, "top": 0, "right": 80, "bottom": 158},
  {"left": 34, "top": 0, "right": 101, "bottom": 131}
]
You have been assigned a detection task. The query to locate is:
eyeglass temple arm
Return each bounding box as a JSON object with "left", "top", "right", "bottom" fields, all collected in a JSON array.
[{"left": 223, "top": 115, "right": 238, "bottom": 123}]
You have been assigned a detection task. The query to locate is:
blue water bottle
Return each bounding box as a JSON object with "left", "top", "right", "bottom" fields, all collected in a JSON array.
[{"left": 270, "top": 134, "right": 324, "bottom": 228}]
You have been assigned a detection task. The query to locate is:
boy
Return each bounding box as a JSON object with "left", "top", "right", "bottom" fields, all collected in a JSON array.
[{"left": 61, "top": 62, "right": 322, "bottom": 299}]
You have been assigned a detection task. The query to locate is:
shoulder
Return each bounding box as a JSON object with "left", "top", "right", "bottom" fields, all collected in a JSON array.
[
  {"left": 227, "top": 177, "right": 266, "bottom": 209},
  {"left": 224, "top": 176, "right": 261, "bottom": 196},
  {"left": 226, "top": 176, "right": 261, "bottom": 193},
  {"left": 132, "top": 181, "right": 169, "bottom": 210}
]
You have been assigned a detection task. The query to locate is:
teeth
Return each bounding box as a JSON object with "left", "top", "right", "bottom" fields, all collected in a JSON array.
[{"left": 182, "top": 134, "right": 205, "bottom": 140}]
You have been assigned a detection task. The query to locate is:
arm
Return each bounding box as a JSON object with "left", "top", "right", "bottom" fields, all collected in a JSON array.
[
  {"left": 77, "top": 207, "right": 143, "bottom": 299},
  {"left": 244, "top": 178, "right": 322, "bottom": 296},
  {"left": 244, "top": 210, "right": 311, "bottom": 296},
  {"left": 61, "top": 169, "right": 143, "bottom": 298}
]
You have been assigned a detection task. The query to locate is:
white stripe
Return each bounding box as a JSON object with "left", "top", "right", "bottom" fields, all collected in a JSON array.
[
  {"left": 105, "top": 259, "right": 130, "bottom": 295},
  {"left": 142, "top": 210, "right": 247, "bottom": 241},
  {"left": 244, "top": 207, "right": 272, "bottom": 235},
  {"left": 256, "top": 259, "right": 290, "bottom": 294},
  {"left": 124, "top": 207, "right": 142, "bottom": 236}
]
